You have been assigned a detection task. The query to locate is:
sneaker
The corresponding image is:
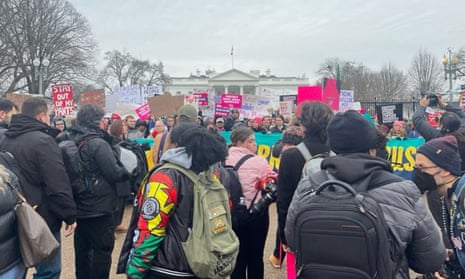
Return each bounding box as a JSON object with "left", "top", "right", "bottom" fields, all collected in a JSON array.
[{"left": 269, "top": 255, "right": 281, "bottom": 269}]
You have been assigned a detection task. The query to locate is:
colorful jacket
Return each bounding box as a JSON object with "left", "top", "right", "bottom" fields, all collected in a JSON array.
[{"left": 127, "top": 148, "right": 196, "bottom": 279}]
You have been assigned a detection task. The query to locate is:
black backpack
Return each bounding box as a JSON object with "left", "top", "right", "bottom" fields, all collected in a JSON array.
[
  {"left": 117, "top": 141, "right": 148, "bottom": 193},
  {"left": 221, "top": 154, "right": 257, "bottom": 229},
  {"left": 58, "top": 136, "right": 99, "bottom": 196},
  {"left": 286, "top": 173, "right": 401, "bottom": 279}
]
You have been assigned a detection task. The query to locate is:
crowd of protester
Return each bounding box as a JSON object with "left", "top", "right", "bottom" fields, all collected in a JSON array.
[{"left": 2, "top": 94, "right": 465, "bottom": 279}]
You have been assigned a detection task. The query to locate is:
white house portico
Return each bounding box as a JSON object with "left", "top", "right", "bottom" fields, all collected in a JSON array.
[{"left": 165, "top": 68, "right": 308, "bottom": 97}]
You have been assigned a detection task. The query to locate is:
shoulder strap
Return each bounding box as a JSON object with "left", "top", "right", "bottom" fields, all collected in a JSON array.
[
  {"left": 157, "top": 132, "right": 169, "bottom": 162},
  {"left": 157, "top": 162, "right": 200, "bottom": 186},
  {"left": 296, "top": 142, "right": 312, "bottom": 161},
  {"left": 233, "top": 154, "right": 254, "bottom": 170}
]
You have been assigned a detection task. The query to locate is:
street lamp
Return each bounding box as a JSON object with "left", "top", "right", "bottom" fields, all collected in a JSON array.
[
  {"left": 33, "top": 57, "right": 50, "bottom": 96},
  {"left": 442, "top": 48, "right": 459, "bottom": 101}
]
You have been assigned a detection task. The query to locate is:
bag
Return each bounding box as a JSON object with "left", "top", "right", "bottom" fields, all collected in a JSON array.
[
  {"left": 295, "top": 142, "right": 330, "bottom": 179},
  {"left": 286, "top": 177, "right": 399, "bottom": 279},
  {"left": 6, "top": 183, "right": 59, "bottom": 268},
  {"left": 58, "top": 136, "right": 98, "bottom": 195},
  {"left": 117, "top": 141, "right": 148, "bottom": 193},
  {"left": 160, "top": 163, "right": 239, "bottom": 279},
  {"left": 221, "top": 154, "right": 256, "bottom": 228},
  {"left": 0, "top": 151, "right": 27, "bottom": 193}
]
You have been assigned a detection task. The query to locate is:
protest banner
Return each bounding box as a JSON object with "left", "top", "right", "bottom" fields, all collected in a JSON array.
[
  {"left": 322, "top": 78, "right": 339, "bottom": 111},
  {"left": 52, "top": 83, "right": 74, "bottom": 116},
  {"left": 141, "top": 85, "right": 162, "bottom": 103},
  {"left": 193, "top": 92, "right": 209, "bottom": 106},
  {"left": 376, "top": 103, "right": 403, "bottom": 124},
  {"left": 113, "top": 85, "right": 142, "bottom": 104}
]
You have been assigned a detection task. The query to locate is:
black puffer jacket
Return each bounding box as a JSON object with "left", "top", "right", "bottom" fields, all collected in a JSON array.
[
  {"left": 0, "top": 174, "right": 21, "bottom": 274},
  {"left": 0, "top": 114, "right": 76, "bottom": 232},
  {"left": 285, "top": 154, "right": 446, "bottom": 278},
  {"left": 67, "top": 123, "right": 130, "bottom": 218}
]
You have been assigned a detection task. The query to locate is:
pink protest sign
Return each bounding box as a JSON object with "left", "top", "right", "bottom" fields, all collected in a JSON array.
[
  {"left": 221, "top": 93, "right": 242, "bottom": 108},
  {"left": 52, "top": 83, "right": 74, "bottom": 116},
  {"left": 297, "top": 86, "right": 322, "bottom": 104},
  {"left": 215, "top": 104, "right": 230, "bottom": 117},
  {"left": 193, "top": 92, "right": 209, "bottom": 106},
  {"left": 323, "top": 78, "right": 340, "bottom": 111},
  {"left": 135, "top": 103, "right": 151, "bottom": 121}
]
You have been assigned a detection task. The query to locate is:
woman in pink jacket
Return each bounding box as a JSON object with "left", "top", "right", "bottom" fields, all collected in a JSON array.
[{"left": 226, "top": 126, "right": 276, "bottom": 279}]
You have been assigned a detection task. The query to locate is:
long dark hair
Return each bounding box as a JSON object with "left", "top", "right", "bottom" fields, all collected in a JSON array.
[{"left": 299, "top": 101, "right": 334, "bottom": 143}]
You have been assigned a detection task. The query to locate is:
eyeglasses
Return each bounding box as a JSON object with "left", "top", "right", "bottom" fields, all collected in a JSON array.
[{"left": 414, "top": 165, "right": 438, "bottom": 172}]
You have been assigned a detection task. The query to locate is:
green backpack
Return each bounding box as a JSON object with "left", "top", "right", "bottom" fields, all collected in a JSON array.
[{"left": 159, "top": 163, "right": 240, "bottom": 279}]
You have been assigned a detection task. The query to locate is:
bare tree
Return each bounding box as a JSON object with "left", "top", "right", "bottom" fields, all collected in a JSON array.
[
  {"left": 377, "top": 62, "right": 408, "bottom": 100},
  {"left": 408, "top": 48, "right": 443, "bottom": 94},
  {"left": 98, "top": 49, "right": 170, "bottom": 93},
  {"left": 0, "top": 0, "right": 97, "bottom": 96}
]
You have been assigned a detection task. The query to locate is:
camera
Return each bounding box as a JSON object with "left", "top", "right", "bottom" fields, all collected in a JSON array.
[
  {"left": 420, "top": 91, "right": 438, "bottom": 107},
  {"left": 250, "top": 178, "right": 278, "bottom": 215}
]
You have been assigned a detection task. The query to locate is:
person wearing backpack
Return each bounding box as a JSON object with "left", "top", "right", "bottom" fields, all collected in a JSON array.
[
  {"left": 225, "top": 126, "right": 277, "bottom": 279},
  {"left": 67, "top": 104, "right": 130, "bottom": 279},
  {"left": 285, "top": 110, "right": 446, "bottom": 279},
  {"left": 277, "top": 101, "right": 334, "bottom": 253},
  {"left": 125, "top": 123, "right": 232, "bottom": 279},
  {"left": 414, "top": 135, "right": 465, "bottom": 278}
]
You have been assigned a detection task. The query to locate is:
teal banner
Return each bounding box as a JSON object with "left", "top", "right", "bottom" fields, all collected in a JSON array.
[{"left": 138, "top": 133, "right": 426, "bottom": 178}]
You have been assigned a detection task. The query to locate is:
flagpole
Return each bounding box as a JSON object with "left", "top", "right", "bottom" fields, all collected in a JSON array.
[{"left": 231, "top": 45, "right": 234, "bottom": 69}]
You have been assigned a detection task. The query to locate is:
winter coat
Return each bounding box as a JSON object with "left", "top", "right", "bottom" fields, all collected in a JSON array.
[
  {"left": 225, "top": 146, "right": 275, "bottom": 209},
  {"left": 0, "top": 114, "right": 76, "bottom": 232},
  {"left": 277, "top": 136, "right": 330, "bottom": 245},
  {"left": 412, "top": 104, "right": 465, "bottom": 171},
  {"left": 285, "top": 153, "right": 446, "bottom": 278},
  {"left": 68, "top": 123, "right": 129, "bottom": 218},
  {"left": 0, "top": 174, "right": 21, "bottom": 274}
]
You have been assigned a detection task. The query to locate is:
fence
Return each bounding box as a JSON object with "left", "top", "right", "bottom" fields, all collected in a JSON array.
[{"left": 359, "top": 99, "right": 418, "bottom": 120}]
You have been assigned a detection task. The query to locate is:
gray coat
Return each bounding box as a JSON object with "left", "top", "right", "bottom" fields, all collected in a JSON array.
[{"left": 285, "top": 154, "right": 446, "bottom": 279}]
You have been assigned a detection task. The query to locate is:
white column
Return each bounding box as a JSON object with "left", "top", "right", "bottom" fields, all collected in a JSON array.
[
  {"left": 240, "top": 86, "right": 244, "bottom": 95},
  {"left": 224, "top": 85, "right": 228, "bottom": 93}
]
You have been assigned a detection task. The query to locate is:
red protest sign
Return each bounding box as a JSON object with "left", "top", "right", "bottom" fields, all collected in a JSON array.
[
  {"left": 52, "top": 83, "right": 74, "bottom": 116},
  {"left": 193, "top": 92, "right": 209, "bottom": 106}
]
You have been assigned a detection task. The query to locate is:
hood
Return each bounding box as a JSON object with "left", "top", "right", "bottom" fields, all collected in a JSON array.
[
  {"left": 321, "top": 153, "right": 393, "bottom": 185},
  {"left": 68, "top": 123, "right": 112, "bottom": 144},
  {"left": 5, "top": 114, "right": 60, "bottom": 138},
  {"left": 160, "top": 147, "right": 192, "bottom": 169}
]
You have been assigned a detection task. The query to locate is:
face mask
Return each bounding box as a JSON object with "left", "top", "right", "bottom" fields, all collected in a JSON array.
[{"left": 413, "top": 169, "right": 437, "bottom": 193}]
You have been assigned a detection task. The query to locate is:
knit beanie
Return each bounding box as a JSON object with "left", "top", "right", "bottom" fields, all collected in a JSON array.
[
  {"left": 417, "top": 135, "right": 461, "bottom": 176},
  {"left": 327, "top": 110, "right": 378, "bottom": 154}
]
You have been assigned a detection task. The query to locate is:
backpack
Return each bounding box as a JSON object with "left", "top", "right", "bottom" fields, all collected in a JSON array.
[
  {"left": 286, "top": 172, "right": 401, "bottom": 279},
  {"left": 295, "top": 142, "right": 331, "bottom": 179},
  {"left": 117, "top": 162, "right": 239, "bottom": 278},
  {"left": 116, "top": 141, "right": 148, "bottom": 193},
  {"left": 0, "top": 151, "right": 27, "bottom": 193},
  {"left": 221, "top": 154, "right": 256, "bottom": 228},
  {"left": 58, "top": 136, "right": 99, "bottom": 196}
]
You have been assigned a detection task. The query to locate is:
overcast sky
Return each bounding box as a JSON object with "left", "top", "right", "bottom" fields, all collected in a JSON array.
[{"left": 68, "top": 0, "right": 465, "bottom": 83}]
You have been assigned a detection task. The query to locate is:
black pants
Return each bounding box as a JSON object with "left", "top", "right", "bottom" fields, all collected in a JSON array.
[
  {"left": 231, "top": 210, "right": 269, "bottom": 279},
  {"left": 74, "top": 214, "right": 115, "bottom": 279}
]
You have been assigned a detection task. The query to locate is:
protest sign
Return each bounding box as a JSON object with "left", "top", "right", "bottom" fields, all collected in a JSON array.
[
  {"left": 135, "top": 103, "right": 151, "bottom": 120},
  {"left": 52, "top": 83, "right": 74, "bottom": 116},
  {"left": 221, "top": 93, "right": 242, "bottom": 108}
]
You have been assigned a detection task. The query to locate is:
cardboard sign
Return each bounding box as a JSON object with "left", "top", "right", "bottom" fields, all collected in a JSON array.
[
  {"left": 147, "top": 94, "right": 184, "bottom": 118},
  {"left": 135, "top": 103, "right": 151, "bottom": 121},
  {"left": 80, "top": 89, "right": 105, "bottom": 107},
  {"left": 221, "top": 93, "right": 242, "bottom": 108},
  {"left": 52, "top": 83, "right": 74, "bottom": 116}
]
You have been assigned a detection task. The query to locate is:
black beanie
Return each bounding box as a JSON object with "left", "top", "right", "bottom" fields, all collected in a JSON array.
[
  {"left": 328, "top": 110, "right": 378, "bottom": 154},
  {"left": 417, "top": 135, "right": 462, "bottom": 176}
]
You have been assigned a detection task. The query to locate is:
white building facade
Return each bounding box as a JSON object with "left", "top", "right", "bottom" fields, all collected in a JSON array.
[{"left": 165, "top": 68, "right": 308, "bottom": 97}]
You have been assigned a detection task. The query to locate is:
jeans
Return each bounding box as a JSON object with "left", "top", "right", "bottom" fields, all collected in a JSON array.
[
  {"left": 74, "top": 214, "right": 115, "bottom": 279},
  {"left": 34, "top": 230, "right": 61, "bottom": 279},
  {"left": 0, "top": 262, "right": 26, "bottom": 279}
]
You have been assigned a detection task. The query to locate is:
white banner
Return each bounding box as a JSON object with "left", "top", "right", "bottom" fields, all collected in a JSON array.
[
  {"left": 339, "top": 90, "right": 354, "bottom": 112},
  {"left": 113, "top": 85, "right": 142, "bottom": 104}
]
